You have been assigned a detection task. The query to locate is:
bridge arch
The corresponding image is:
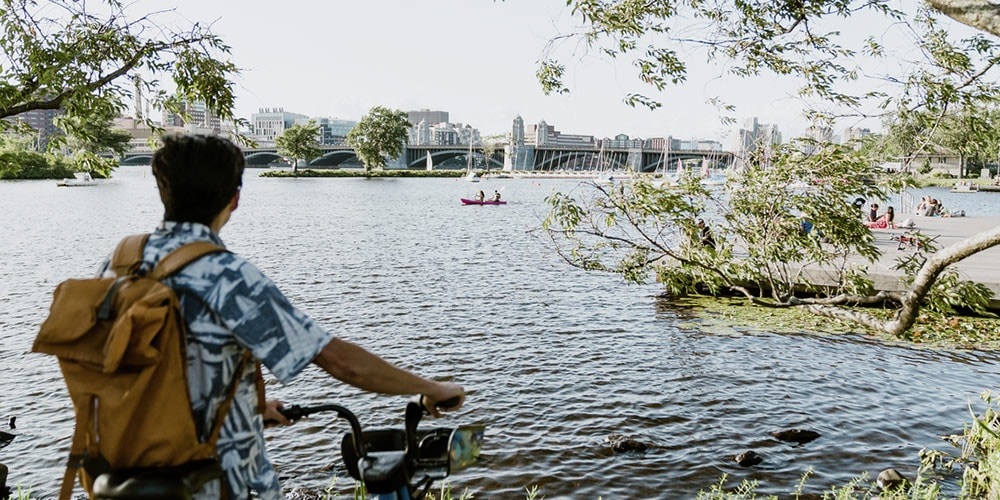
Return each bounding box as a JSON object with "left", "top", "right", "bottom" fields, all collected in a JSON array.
[
  {"left": 404, "top": 148, "right": 503, "bottom": 170},
  {"left": 245, "top": 152, "right": 285, "bottom": 166},
  {"left": 120, "top": 155, "right": 153, "bottom": 166},
  {"left": 309, "top": 151, "right": 361, "bottom": 167}
]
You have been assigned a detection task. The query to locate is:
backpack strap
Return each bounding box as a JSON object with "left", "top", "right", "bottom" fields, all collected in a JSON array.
[
  {"left": 206, "top": 351, "right": 253, "bottom": 447},
  {"left": 110, "top": 235, "right": 226, "bottom": 279},
  {"left": 110, "top": 234, "right": 150, "bottom": 276},
  {"left": 152, "top": 241, "right": 227, "bottom": 280}
]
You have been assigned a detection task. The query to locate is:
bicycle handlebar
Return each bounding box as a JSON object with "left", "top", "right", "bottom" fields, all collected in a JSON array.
[
  {"left": 277, "top": 395, "right": 461, "bottom": 422},
  {"left": 270, "top": 396, "right": 477, "bottom": 499}
]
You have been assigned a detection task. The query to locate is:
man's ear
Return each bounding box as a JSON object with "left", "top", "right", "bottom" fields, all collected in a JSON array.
[{"left": 230, "top": 190, "right": 240, "bottom": 211}]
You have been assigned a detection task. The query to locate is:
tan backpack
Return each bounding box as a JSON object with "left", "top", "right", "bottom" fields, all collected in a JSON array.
[{"left": 33, "top": 234, "right": 245, "bottom": 499}]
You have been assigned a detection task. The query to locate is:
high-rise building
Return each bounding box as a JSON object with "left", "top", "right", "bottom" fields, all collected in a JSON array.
[
  {"left": 407, "top": 109, "right": 449, "bottom": 127},
  {"left": 842, "top": 126, "right": 872, "bottom": 150},
  {"left": 6, "top": 108, "right": 62, "bottom": 149},
  {"left": 251, "top": 108, "right": 308, "bottom": 143},
  {"left": 733, "top": 117, "right": 782, "bottom": 169},
  {"left": 525, "top": 120, "right": 595, "bottom": 147},
  {"left": 162, "top": 100, "right": 223, "bottom": 134},
  {"left": 296, "top": 117, "right": 357, "bottom": 145},
  {"left": 511, "top": 115, "right": 525, "bottom": 146},
  {"left": 411, "top": 119, "right": 432, "bottom": 145}
]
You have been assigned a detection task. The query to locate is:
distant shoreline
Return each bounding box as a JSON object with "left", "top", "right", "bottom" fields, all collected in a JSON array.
[
  {"left": 919, "top": 177, "right": 999, "bottom": 188},
  {"left": 257, "top": 168, "right": 465, "bottom": 178}
]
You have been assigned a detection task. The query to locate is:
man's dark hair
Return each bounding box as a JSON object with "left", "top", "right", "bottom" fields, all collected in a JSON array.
[{"left": 152, "top": 134, "right": 245, "bottom": 225}]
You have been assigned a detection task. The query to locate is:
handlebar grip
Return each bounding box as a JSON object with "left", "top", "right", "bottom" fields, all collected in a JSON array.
[
  {"left": 277, "top": 404, "right": 308, "bottom": 421},
  {"left": 436, "top": 396, "right": 461, "bottom": 409}
]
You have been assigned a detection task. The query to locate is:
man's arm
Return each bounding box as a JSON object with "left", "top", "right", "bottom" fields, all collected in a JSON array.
[{"left": 313, "top": 337, "right": 465, "bottom": 417}]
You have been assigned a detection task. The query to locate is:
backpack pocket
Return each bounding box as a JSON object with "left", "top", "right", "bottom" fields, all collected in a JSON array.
[
  {"left": 34, "top": 277, "right": 175, "bottom": 372},
  {"left": 34, "top": 277, "right": 120, "bottom": 366}
]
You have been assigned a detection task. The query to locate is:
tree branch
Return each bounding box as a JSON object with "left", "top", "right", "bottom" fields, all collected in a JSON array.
[
  {"left": 927, "top": 0, "right": 1000, "bottom": 38},
  {"left": 885, "top": 225, "right": 1000, "bottom": 335}
]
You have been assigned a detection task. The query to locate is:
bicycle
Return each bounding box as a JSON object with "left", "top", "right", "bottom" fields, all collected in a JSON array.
[{"left": 92, "top": 396, "right": 484, "bottom": 500}]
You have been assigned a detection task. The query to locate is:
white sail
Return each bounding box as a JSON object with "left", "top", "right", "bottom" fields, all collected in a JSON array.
[
  {"left": 425, "top": 151, "right": 433, "bottom": 171},
  {"left": 465, "top": 140, "right": 480, "bottom": 181}
]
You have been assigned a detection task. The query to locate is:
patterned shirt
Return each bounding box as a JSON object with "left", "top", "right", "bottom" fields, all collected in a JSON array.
[{"left": 99, "top": 222, "right": 335, "bottom": 499}]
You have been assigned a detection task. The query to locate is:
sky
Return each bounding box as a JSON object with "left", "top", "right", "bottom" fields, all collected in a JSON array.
[{"left": 157, "top": 0, "right": 916, "bottom": 144}]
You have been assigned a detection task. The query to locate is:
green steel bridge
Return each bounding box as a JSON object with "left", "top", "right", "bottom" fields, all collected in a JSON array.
[{"left": 121, "top": 143, "right": 732, "bottom": 173}]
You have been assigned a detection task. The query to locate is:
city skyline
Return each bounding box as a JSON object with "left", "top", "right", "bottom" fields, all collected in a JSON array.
[{"left": 156, "top": 0, "right": 880, "bottom": 144}]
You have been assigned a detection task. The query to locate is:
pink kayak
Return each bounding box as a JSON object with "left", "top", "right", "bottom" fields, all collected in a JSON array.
[{"left": 461, "top": 198, "right": 507, "bottom": 205}]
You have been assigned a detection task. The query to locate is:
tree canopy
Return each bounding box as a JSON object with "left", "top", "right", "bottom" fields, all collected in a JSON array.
[
  {"left": 275, "top": 121, "right": 322, "bottom": 174},
  {"left": 537, "top": 0, "right": 1000, "bottom": 337},
  {"left": 538, "top": 0, "right": 1000, "bottom": 128},
  {"left": 346, "top": 106, "right": 411, "bottom": 176},
  {"left": 0, "top": 0, "right": 241, "bottom": 147}
]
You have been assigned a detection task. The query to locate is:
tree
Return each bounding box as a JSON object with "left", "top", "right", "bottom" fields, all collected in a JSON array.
[
  {"left": 0, "top": 0, "right": 241, "bottom": 146},
  {"left": 275, "top": 121, "right": 322, "bottom": 174},
  {"left": 480, "top": 134, "right": 508, "bottom": 174},
  {"left": 536, "top": 1, "right": 1000, "bottom": 337},
  {"left": 877, "top": 112, "right": 935, "bottom": 173},
  {"left": 933, "top": 105, "right": 1000, "bottom": 178},
  {"left": 537, "top": 2, "right": 1000, "bottom": 118},
  {"left": 57, "top": 106, "right": 134, "bottom": 178},
  {"left": 0, "top": 134, "right": 73, "bottom": 179},
  {"left": 346, "top": 106, "right": 410, "bottom": 176}
]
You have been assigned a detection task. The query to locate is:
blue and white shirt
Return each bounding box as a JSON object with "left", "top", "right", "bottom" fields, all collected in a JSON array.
[{"left": 99, "top": 221, "right": 335, "bottom": 499}]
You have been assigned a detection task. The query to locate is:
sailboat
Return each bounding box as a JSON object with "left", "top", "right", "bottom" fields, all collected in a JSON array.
[
  {"left": 464, "top": 140, "right": 480, "bottom": 182},
  {"left": 651, "top": 141, "right": 677, "bottom": 189},
  {"left": 425, "top": 151, "right": 433, "bottom": 171},
  {"left": 700, "top": 158, "right": 726, "bottom": 186},
  {"left": 592, "top": 143, "right": 615, "bottom": 184}
]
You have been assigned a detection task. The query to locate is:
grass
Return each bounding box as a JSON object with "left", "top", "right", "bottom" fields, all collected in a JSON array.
[
  {"left": 669, "top": 295, "right": 1000, "bottom": 350},
  {"left": 917, "top": 176, "right": 998, "bottom": 187}
]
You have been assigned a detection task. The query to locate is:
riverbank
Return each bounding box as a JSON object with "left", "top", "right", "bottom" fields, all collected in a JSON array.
[
  {"left": 798, "top": 215, "right": 1000, "bottom": 309},
  {"left": 918, "top": 176, "right": 1000, "bottom": 190}
]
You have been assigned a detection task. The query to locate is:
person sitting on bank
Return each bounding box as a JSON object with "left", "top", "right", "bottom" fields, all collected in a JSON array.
[
  {"left": 491, "top": 190, "right": 501, "bottom": 202},
  {"left": 926, "top": 198, "right": 940, "bottom": 217},
  {"left": 868, "top": 203, "right": 880, "bottom": 222},
  {"left": 697, "top": 218, "right": 716, "bottom": 249},
  {"left": 865, "top": 206, "right": 896, "bottom": 229}
]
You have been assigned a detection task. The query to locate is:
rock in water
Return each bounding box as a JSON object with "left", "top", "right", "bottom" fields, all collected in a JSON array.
[
  {"left": 770, "top": 428, "right": 821, "bottom": 444},
  {"left": 606, "top": 434, "right": 648, "bottom": 453},
  {"left": 0, "top": 431, "right": 13, "bottom": 450},
  {"left": 734, "top": 450, "right": 763, "bottom": 467},
  {"left": 877, "top": 468, "right": 909, "bottom": 491}
]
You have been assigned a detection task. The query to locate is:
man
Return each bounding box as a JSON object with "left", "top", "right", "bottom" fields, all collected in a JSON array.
[
  {"left": 99, "top": 134, "right": 464, "bottom": 499},
  {"left": 696, "top": 218, "right": 716, "bottom": 249}
]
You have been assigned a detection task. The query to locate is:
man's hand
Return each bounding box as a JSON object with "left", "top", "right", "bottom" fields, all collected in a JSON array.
[
  {"left": 422, "top": 382, "right": 465, "bottom": 418},
  {"left": 263, "top": 399, "right": 291, "bottom": 428}
]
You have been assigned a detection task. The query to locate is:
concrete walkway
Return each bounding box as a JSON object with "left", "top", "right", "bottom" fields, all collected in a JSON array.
[{"left": 802, "top": 215, "right": 1000, "bottom": 308}]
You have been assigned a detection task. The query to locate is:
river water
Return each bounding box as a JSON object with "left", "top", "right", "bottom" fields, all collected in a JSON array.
[{"left": 1, "top": 169, "right": 998, "bottom": 499}]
